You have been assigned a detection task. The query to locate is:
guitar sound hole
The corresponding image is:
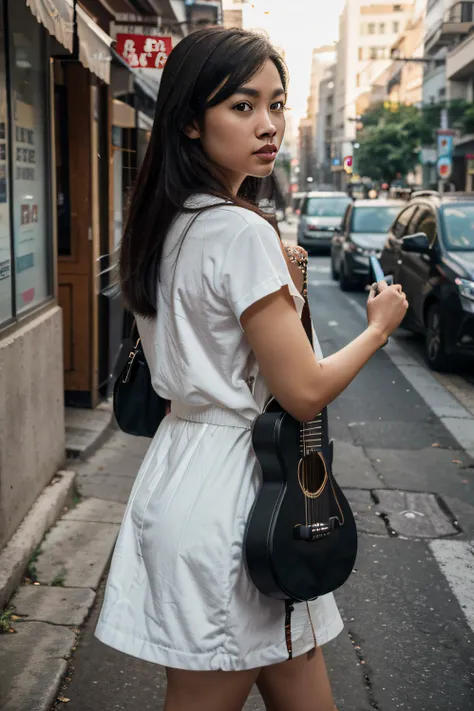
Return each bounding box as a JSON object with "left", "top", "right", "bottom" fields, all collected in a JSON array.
[{"left": 298, "top": 452, "right": 328, "bottom": 499}]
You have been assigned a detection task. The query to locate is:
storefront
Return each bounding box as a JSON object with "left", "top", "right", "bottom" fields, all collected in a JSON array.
[
  {"left": 0, "top": 0, "right": 118, "bottom": 551},
  {"left": 0, "top": 0, "right": 63, "bottom": 550},
  {"left": 0, "top": 0, "right": 54, "bottom": 328}
]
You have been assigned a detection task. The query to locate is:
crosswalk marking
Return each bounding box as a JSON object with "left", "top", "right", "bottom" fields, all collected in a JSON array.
[{"left": 429, "top": 539, "right": 474, "bottom": 634}]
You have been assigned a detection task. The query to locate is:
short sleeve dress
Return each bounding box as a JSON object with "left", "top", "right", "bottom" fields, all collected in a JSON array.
[{"left": 95, "top": 195, "right": 343, "bottom": 671}]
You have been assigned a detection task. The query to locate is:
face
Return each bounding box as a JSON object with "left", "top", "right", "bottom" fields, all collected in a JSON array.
[{"left": 189, "top": 59, "right": 286, "bottom": 193}]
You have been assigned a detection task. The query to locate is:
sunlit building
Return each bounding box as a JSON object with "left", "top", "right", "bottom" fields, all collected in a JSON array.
[{"left": 333, "top": 0, "right": 415, "bottom": 180}]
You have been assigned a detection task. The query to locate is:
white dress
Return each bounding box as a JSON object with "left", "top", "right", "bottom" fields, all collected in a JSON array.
[{"left": 95, "top": 195, "right": 343, "bottom": 671}]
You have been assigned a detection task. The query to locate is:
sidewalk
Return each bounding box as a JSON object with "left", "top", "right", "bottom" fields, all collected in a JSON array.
[{"left": 0, "top": 425, "right": 139, "bottom": 711}]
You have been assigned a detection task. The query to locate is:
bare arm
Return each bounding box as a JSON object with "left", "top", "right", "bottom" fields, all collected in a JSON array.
[{"left": 241, "top": 283, "right": 408, "bottom": 422}]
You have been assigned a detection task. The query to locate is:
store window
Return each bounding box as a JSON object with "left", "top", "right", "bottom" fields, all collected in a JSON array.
[
  {"left": 0, "top": 1, "right": 11, "bottom": 324},
  {"left": 9, "top": 0, "right": 51, "bottom": 314}
]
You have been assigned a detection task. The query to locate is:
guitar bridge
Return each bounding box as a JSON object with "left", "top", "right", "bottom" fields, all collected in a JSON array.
[{"left": 294, "top": 520, "right": 338, "bottom": 541}]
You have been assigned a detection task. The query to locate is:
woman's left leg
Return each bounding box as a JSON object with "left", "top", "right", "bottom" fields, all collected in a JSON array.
[
  {"left": 256, "top": 647, "right": 337, "bottom": 711},
  {"left": 164, "top": 666, "right": 260, "bottom": 711}
]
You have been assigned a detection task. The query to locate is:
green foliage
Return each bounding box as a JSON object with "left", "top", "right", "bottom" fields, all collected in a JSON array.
[
  {"left": 0, "top": 607, "right": 15, "bottom": 634},
  {"left": 357, "top": 104, "right": 422, "bottom": 183},
  {"left": 25, "top": 545, "right": 42, "bottom": 583},
  {"left": 460, "top": 105, "right": 474, "bottom": 135},
  {"left": 356, "top": 100, "right": 473, "bottom": 183},
  {"left": 51, "top": 568, "right": 67, "bottom": 587}
]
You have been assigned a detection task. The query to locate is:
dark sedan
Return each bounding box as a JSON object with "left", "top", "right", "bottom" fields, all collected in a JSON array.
[
  {"left": 331, "top": 199, "right": 404, "bottom": 290},
  {"left": 380, "top": 193, "right": 474, "bottom": 371}
]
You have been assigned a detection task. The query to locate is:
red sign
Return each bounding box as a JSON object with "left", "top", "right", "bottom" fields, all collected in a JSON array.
[{"left": 115, "top": 34, "right": 172, "bottom": 70}]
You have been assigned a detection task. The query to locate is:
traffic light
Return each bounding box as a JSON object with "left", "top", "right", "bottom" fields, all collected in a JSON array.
[{"left": 343, "top": 156, "right": 353, "bottom": 174}]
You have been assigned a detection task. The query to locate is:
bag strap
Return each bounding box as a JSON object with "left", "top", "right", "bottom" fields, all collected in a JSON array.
[{"left": 297, "top": 255, "right": 313, "bottom": 350}]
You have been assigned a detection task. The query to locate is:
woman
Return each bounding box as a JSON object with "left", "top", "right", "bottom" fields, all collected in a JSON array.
[{"left": 96, "top": 27, "right": 408, "bottom": 711}]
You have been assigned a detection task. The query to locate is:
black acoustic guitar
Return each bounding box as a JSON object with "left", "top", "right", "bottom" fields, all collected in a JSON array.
[
  {"left": 245, "top": 401, "right": 357, "bottom": 602},
  {"left": 244, "top": 269, "right": 358, "bottom": 603}
]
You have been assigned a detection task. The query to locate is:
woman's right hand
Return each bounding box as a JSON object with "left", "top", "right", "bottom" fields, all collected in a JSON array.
[{"left": 366, "top": 281, "right": 408, "bottom": 343}]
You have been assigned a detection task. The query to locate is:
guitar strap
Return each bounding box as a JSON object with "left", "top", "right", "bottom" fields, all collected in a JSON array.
[{"left": 301, "top": 299, "right": 314, "bottom": 348}]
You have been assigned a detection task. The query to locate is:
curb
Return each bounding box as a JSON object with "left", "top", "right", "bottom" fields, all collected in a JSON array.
[
  {"left": 65, "top": 402, "right": 115, "bottom": 461},
  {"left": 0, "top": 496, "right": 123, "bottom": 711},
  {"left": 0, "top": 470, "right": 76, "bottom": 610}
]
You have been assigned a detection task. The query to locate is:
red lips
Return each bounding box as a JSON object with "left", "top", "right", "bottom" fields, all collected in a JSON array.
[{"left": 254, "top": 144, "right": 278, "bottom": 155}]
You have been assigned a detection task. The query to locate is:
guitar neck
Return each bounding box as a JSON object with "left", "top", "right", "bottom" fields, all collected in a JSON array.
[
  {"left": 300, "top": 407, "right": 329, "bottom": 455},
  {"left": 298, "top": 260, "right": 330, "bottom": 456}
]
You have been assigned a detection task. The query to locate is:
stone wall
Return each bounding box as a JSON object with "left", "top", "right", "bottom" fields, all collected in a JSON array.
[{"left": 0, "top": 306, "right": 65, "bottom": 548}]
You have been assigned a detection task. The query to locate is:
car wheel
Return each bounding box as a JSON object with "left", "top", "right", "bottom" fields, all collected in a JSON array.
[
  {"left": 425, "top": 303, "right": 451, "bottom": 372},
  {"left": 339, "top": 260, "right": 357, "bottom": 292},
  {"left": 331, "top": 255, "right": 339, "bottom": 280}
]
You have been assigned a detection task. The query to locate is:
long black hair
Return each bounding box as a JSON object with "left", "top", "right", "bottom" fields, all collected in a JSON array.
[{"left": 120, "top": 27, "right": 288, "bottom": 317}]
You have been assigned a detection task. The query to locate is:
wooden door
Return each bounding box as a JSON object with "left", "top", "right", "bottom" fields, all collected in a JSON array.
[{"left": 56, "top": 62, "right": 95, "bottom": 407}]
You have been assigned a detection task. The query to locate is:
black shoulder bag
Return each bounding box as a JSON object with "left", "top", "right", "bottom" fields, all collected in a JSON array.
[{"left": 113, "top": 322, "right": 168, "bottom": 438}]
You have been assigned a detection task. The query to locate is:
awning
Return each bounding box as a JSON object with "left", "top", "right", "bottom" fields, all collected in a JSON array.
[
  {"left": 26, "top": 0, "right": 74, "bottom": 52},
  {"left": 76, "top": 5, "right": 113, "bottom": 84},
  {"left": 113, "top": 99, "right": 135, "bottom": 129}
]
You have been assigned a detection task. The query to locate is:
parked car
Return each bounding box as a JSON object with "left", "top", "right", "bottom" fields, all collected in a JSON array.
[
  {"left": 297, "top": 191, "right": 351, "bottom": 253},
  {"left": 380, "top": 192, "right": 474, "bottom": 372},
  {"left": 331, "top": 199, "right": 404, "bottom": 290}
]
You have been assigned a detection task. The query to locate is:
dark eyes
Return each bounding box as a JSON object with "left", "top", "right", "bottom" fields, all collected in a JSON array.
[{"left": 233, "top": 100, "right": 286, "bottom": 112}]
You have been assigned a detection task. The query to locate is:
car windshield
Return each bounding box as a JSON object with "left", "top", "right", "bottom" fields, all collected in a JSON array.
[
  {"left": 352, "top": 206, "right": 401, "bottom": 233},
  {"left": 305, "top": 197, "right": 350, "bottom": 217},
  {"left": 441, "top": 204, "right": 474, "bottom": 251}
]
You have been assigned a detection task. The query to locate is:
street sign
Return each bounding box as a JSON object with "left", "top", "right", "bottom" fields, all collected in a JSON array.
[
  {"left": 437, "top": 156, "right": 452, "bottom": 180},
  {"left": 437, "top": 134, "right": 453, "bottom": 158},
  {"left": 115, "top": 34, "right": 172, "bottom": 69}
]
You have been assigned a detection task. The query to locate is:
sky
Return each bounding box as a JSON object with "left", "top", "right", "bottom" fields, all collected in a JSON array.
[{"left": 239, "top": 0, "right": 346, "bottom": 128}]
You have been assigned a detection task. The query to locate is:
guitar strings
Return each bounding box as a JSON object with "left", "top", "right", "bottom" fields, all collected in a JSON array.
[{"left": 300, "top": 417, "right": 329, "bottom": 526}]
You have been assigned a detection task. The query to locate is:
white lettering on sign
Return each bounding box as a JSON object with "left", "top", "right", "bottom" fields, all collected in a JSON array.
[
  {"left": 155, "top": 52, "right": 168, "bottom": 69},
  {"left": 143, "top": 37, "right": 167, "bottom": 54}
]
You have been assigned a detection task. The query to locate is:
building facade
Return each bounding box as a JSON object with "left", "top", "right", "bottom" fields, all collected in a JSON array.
[
  {"left": 307, "top": 45, "right": 336, "bottom": 182},
  {"left": 423, "top": 0, "right": 474, "bottom": 186},
  {"left": 298, "top": 116, "right": 314, "bottom": 189},
  {"left": 423, "top": 0, "right": 454, "bottom": 104},
  {"left": 0, "top": 0, "right": 222, "bottom": 552},
  {"left": 445, "top": 5, "right": 474, "bottom": 189},
  {"left": 386, "top": 9, "right": 426, "bottom": 105},
  {"left": 315, "top": 62, "right": 337, "bottom": 185},
  {"left": 222, "top": 0, "right": 243, "bottom": 27},
  {"left": 334, "top": 0, "right": 415, "bottom": 179}
]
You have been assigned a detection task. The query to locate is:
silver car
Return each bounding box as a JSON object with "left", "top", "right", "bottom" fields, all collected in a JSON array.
[{"left": 297, "top": 192, "right": 351, "bottom": 253}]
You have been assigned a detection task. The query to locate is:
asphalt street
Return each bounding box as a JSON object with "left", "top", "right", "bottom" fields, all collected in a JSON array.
[{"left": 51, "top": 227, "right": 474, "bottom": 711}]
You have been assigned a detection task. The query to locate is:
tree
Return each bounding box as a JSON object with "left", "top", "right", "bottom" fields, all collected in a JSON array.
[
  {"left": 356, "top": 100, "right": 474, "bottom": 183},
  {"left": 356, "top": 122, "right": 419, "bottom": 184},
  {"left": 356, "top": 104, "right": 424, "bottom": 183}
]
